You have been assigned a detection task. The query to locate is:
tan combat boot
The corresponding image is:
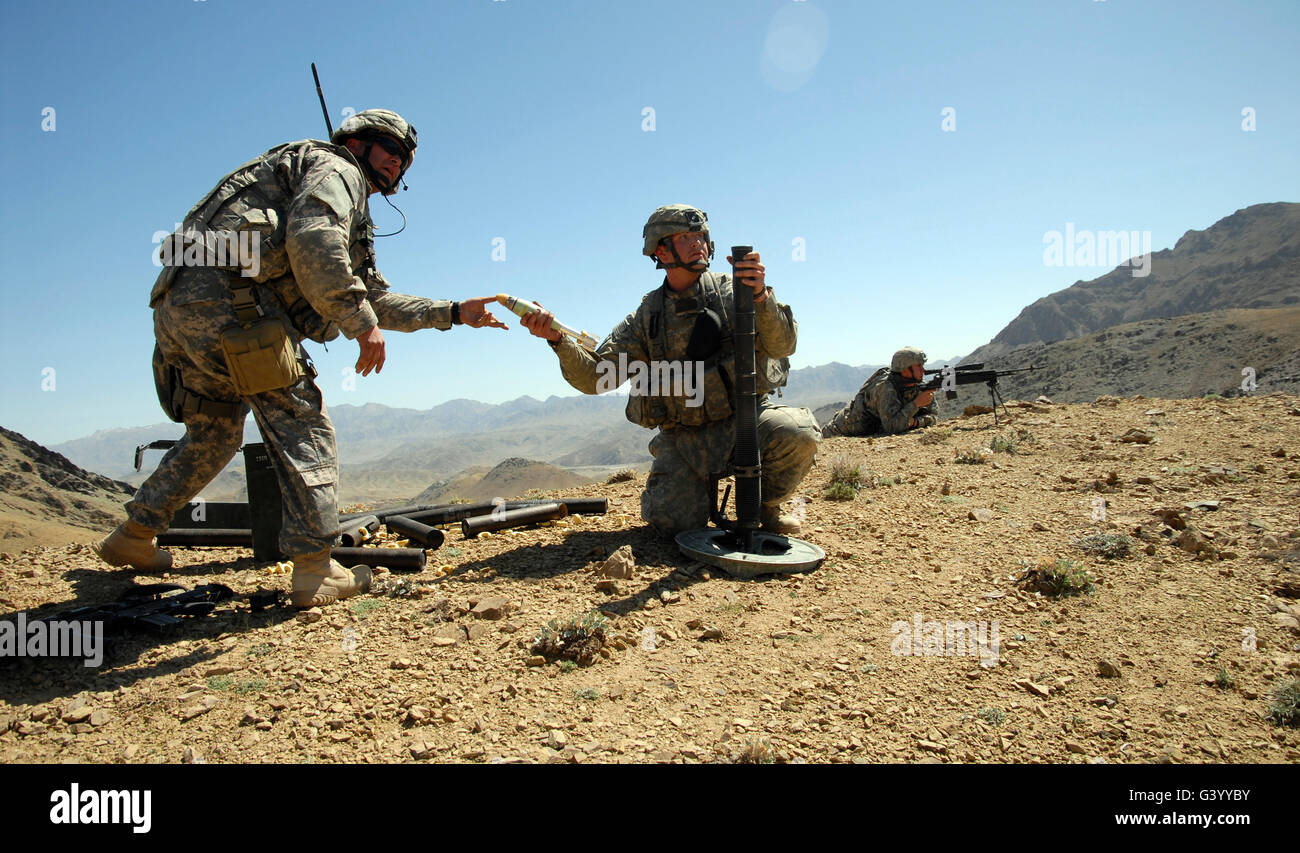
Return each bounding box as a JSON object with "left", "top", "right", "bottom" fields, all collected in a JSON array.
[
  {"left": 94, "top": 520, "right": 173, "bottom": 572},
  {"left": 760, "top": 503, "right": 803, "bottom": 536},
  {"left": 290, "top": 551, "right": 372, "bottom": 608}
]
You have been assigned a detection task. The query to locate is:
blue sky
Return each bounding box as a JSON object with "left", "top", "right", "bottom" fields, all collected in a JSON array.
[{"left": 2, "top": 0, "right": 1297, "bottom": 445}]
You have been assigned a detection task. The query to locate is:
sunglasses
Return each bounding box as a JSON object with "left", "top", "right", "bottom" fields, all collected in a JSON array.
[{"left": 370, "top": 135, "right": 410, "bottom": 164}]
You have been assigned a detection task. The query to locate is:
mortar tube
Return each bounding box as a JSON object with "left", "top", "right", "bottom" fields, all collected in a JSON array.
[
  {"left": 339, "top": 515, "right": 381, "bottom": 547},
  {"left": 331, "top": 547, "right": 426, "bottom": 572},
  {"left": 157, "top": 529, "right": 253, "bottom": 547},
  {"left": 460, "top": 502, "right": 567, "bottom": 538},
  {"left": 384, "top": 515, "right": 446, "bottom": 549}
]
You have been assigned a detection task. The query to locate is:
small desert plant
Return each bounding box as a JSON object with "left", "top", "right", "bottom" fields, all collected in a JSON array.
[
  {"left": 350, "top": 599, "right": 385, "bottom": 619},
  {"left": 531, "top": 610, "right": 609, "bottom": 666},
  {"left": 1214, "top": 668, "right": 1235, "bottom": 691},
  {"left": 1268, "top": 679, "right": 1299, "bottom": 727},
  {"left": 1073, "top": 533, "right": 1134, "bottom": 560},
  {"left": 918, "top": 427, "right": 953, "bottom": 445},
  {"left": 236, "top": 678, "right": 269, "bottom": 694},
  {"left": 606, "top": 469, "right": 637, "bottom": 484},
  {"left": 574, "top": 687, "right": 600, "bottom": 701},
  {"left": 954, "top": 447, "right": 988, "bottom": 465},
  {"left": 823, "top": 481, "right": 857, "bottom": 501},
  {"left": 978, "top": 707, "right": 1006, "bottom": 727},
  {"left": 206, "top": 675, "right": 234, "bottom": 691},
  {"left": 735, "top": 737, "right": 776, "bottom": 764},
  {"left": 1017, "top": 557, "right": 1095, "bottom": 597},
  {"left": 823, "top": 455, "right": 866, "bottom": 500}
]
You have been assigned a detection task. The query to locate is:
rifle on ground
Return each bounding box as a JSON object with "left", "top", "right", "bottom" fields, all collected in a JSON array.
[{"left": 920, "top": 363, "right": 1037, "bottom": 425}]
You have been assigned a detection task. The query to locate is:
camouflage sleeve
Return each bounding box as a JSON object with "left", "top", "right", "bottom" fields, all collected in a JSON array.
[
  {"left": 873, "top": 379, "right": 918, "bottom": 434},
  {"left": 554, "top": 311, "right": 649, "bottom": 395},
  {"left": 754, "top": 288, "right": 798, "bottom": 358},
  {"left": 363, "top": 269, "right": 454, "bottom": 332},
  {"left": 284, "top": 164, "right": 377, "bottom": 340}
]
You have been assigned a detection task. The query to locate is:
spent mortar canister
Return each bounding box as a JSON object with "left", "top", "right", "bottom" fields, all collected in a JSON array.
[{"left": 496, "top": 294, "right": 599, "bottom": 351}]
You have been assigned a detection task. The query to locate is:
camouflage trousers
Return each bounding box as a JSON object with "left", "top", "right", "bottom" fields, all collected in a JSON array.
[
  {"left": 125, "top": 281, "right": 340, "bottom": 558},
  {"left": 641, "top": 404, "right": 821, "bottom": 537}
]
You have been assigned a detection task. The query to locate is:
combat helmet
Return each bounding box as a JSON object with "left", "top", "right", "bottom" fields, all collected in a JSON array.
[
  {"left": 331, "top": 109, "right": 418, "bottom": 196},
  {"left": 891, "top": 346, "right": 927, "bottom": 373},
  {"left": 642, "top": 204, "right": 714, "bottom": 272}
]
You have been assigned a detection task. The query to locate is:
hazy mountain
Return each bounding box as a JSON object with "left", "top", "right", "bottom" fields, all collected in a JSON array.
[
  {"left": 941, "top": 305, "right": 1300, "bottom": 411},
  {"left": 965, "top": 202, "right": 1300, "bottom": 364},
  {"left": 0, "top": 426, "right": 134, "bottom": 551}
]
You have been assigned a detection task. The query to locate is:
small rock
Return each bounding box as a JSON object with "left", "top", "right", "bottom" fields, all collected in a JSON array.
[
  {"left": 1097, "top": 660, "right": 1122, "bottom": 679},
  {"left": 595, "top": 578, "right": 620, "bottom": 595},
  {"left": 390, "top": 658, "right": 414, "bottom": 670},
  {"left": 968, "top": 508, "right": 994, "bottom": 523},
  {"left": 597, "top": 545, "right": 636, "bottom": 579},
  {"left": 1272, "top": 447, "right": 1287, "bottom": 458},
  {"left": 963, "top": 405, "right": 994, "bottom": 417},
  {"left": 466, "top": 622, "right": 490, "bottom": 641},
  {"left": 700, "top": 626, "right": 724, "bottom": 641},
  {"left": 297, "top": 608, "right": 323, "bottom": 625},
  {"left": 410, "top": 740, "right": 433, "bottom": 760},
  {"left": 430, "top": 637, "right": 458, "bottom": 647},
  {"left": 471, "top": 596, "right": 512, "bottom": 620},
  {"left": 1118, "top": 428, "right": 1154, "bottom": 444},
  {"left": 405, "top": 706, "right": 431, "bottom": 725},
  {"left": 61, "top": 706, "right": 93, "bottom": 724},
  {"left": 526, "top": 655, "right": 546, "bottom": 667},
  {"left": 432, "top": 624, "right": 467, "bottom": 642},
  {"left": 182, "top": 746, "right": 203, "bottom": 764},
  {"left": 547, "top": 729, "right": 568, "bottom": 749},
  {"left": 88, "top": 709, "right": 109, "bottom": 727},
  {"left": 1065, "top": 740, "right": 1088, "bottom": 755}
]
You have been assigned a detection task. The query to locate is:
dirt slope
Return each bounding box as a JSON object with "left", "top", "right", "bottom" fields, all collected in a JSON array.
[{"left": 1, "top": 395, "right": 1297, "bottom": 764}]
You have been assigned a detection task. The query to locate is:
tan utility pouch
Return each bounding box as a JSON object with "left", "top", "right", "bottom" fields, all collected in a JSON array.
[{"left": 220, "top": 316, "right": 303, "bottom": 396}]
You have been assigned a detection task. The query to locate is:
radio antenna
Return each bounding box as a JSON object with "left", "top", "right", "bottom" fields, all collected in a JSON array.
[{"left": 311, "top": 62, "right": 333, "bottom": 136}]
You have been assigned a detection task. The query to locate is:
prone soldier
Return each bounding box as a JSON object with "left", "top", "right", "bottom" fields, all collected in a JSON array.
[{"left": 821, "top": 346, "right": 937, "bottom": 437}]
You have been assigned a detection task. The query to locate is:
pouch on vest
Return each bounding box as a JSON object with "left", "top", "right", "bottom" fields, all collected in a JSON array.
[
  {"left": 220, "top": 316, "right": 303, "bottom": 396},
  {"left": 625, "top": 392, "right": 668, "bottom": 429},
  {"left": 153, "top": 344, "right": 185, "bottom": 423}
]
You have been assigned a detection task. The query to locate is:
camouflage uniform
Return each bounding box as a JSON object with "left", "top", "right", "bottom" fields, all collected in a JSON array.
[
  {"left": 127, "top": 139, "right": 453, "bottom": 557},
  {"left": 551, "top": 271, "right": 820, "bottom": 536},
  {"left": 821, "top": 367, "right": 937, "bottom": 437}
]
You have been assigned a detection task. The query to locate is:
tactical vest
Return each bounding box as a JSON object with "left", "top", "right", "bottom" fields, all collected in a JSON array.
[
  {"left": 148, "top": 140, "right": 376, "bottom": 343},
  {"left": 624, "top": 272, "right": 789, "bottom": 430}
]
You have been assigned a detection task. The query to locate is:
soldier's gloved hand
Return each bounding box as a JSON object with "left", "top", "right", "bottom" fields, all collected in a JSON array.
[
  {"left": 458, "top": 296, "right": 509, "bottom": 330},
  {"left": 521, "top": 303, "right": 562, "bottom": 343},
  {"left": 355, "top": 326, "right": 386, "bottom": 376},
  {"left": 915, "top": 389, "right": 936, "bottom": 409},
  {"left": 726, "top": 250, "right": 767, "bottom": 301}
]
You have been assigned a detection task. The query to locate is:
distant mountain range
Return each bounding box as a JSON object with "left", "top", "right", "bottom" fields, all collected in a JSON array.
[{"left": 44, "top": 200, "right": 1299, "bottom": 499}]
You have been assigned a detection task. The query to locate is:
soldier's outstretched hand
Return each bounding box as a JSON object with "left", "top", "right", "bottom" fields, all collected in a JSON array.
[
  {"left": 521, "top": 303, "right": 562, "bottom": 343},
  {"left": 458, "top": 296, "right": 510, "bottom": 330}
]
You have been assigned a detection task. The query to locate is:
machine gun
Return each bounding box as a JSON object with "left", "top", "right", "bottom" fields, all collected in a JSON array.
[{"left": 919, "top": 362, "right": 1037, "bottom": 425}]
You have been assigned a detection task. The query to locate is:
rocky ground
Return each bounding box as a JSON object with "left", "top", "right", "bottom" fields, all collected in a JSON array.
[{"left": 1, "top": 394, "right": 1298, "bottom": 764}]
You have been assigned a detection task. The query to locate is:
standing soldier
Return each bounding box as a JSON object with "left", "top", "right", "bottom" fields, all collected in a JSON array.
[
  {"left": 821, "top": 346, "right": 937, "bottom": 437},
  {"left": 522, "top": 205, "right": 820, "bottom": 536},
  {"left": 96, "top": 109, "right": 507, "bottom": 607}
]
